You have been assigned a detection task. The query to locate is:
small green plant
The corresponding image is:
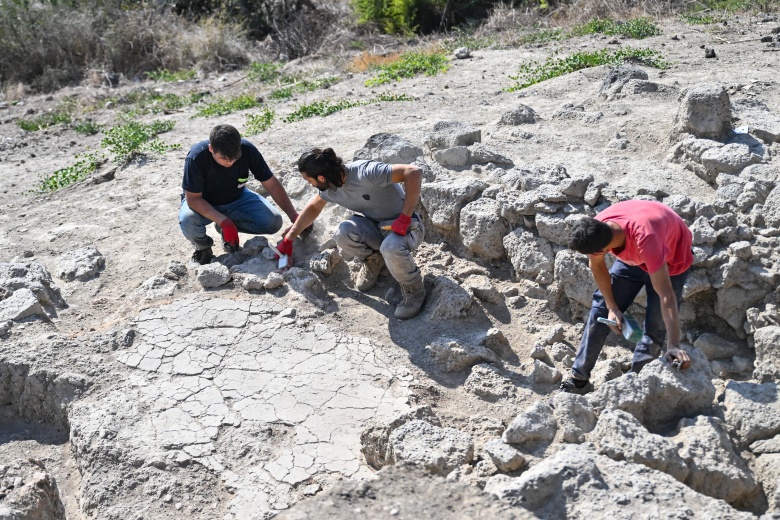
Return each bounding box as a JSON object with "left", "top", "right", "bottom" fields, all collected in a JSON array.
[
  {"left": 17, "top": 110, "right": 72, "bottom": 131},
  {"left": 354, "top": 0, "right": 418, "bottom": 34},
  {"left": 38, "top": 152, "right": 101, "bottom": 192},
  {"left": 507, "top": 47, "right": 669, "bottom": 91},
  {"left": 195, "top": 94, "right": 261, "bottom": 117},
  {"left": 283, "top": 93, "right": 415, "bottom": 123},
  {"left": 680, "top": 12, "right": 723, "bottom": 24},
  {"left": 270, "top": 87, "right": 294, "bottom": 100},
  {"left": 571, "top": 17, "right": 661, "bottom": 39},
  {"left": 519, "top": 28, "right": 566, "bottom": 45},
  {"left": 245, "top": 108, "right": 275, "bottom": 135},
  {"left": 365, "top": 50, "right": 449, "bottom": 87},
  {"left": 269, "top": 76, "right": 341, "bottom": 100},
  {"left": 248, "top": 62, "right": 284, "bottom": 83},
  {"left": 145, "top": 69, "right": 196, "bottom": 82},
  {"left": 101, "top": 119, "right": 179, "bottom": 163},
  {"left": 73, "top": 120, "right": 103, "bottom": 135}
]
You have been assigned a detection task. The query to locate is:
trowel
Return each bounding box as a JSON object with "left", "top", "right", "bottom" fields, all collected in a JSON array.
[{"left": 267, "top": 244, "right": 290, "bottom": 270}]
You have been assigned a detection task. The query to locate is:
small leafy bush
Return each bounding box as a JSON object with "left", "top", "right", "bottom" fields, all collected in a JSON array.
[
  {"left": 571, "top": 17, "right": 661, "bottom": 39},
  {"left": 17, "top": 110, "right": 72, "bottom": 131},
  {"left": 506, "top": 47, "right": 669, "bottom": 91},
  {"left": 519, "top": 28, "right": 566, "bottom": 45},
  {"left": 269, "top": 76, "right": 341, "bottom": 99},
  {"left": 365, "top": 50, "right": 449, "bottom": 87},
  {"left": 283, "top": 93, "right": 415, "bottom": 123},
  {"left": 245, "top": 108, "right": 276, "bottom": 134},
  {"left": 680, "top": 12, "right": 723, "bottom": 24},
  {"left": 145, "top": 69, "right": 196, "bottom": 82},
  {"left": 73, "top": 121, "right": 103, "bottom": 135},
  {"left": 248, "top": 62, "right": 284, "bottom": 83},
  {"left": 101, "top": 119, "right": 179, "bottom": 164},
  {"left": 195, "top": 94, "right": 261, "bottom": 117},
  {"left": 38, "top": 152, "right": 101, "bottom": 192}
]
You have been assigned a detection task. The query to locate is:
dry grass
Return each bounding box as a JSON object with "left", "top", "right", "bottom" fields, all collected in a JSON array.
[{"left": 347, "top": 51, "right": 403, "bottom": 73}]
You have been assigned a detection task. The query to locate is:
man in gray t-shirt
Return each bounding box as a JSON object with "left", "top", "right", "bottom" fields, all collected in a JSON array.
[{"left": 279, "top": 148, "right": 426, "bottom": 320}]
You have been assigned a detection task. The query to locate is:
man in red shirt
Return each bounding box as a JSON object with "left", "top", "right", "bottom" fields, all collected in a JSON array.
[{"left": 561, "top": 200, "right": 694, "bottom": 394}]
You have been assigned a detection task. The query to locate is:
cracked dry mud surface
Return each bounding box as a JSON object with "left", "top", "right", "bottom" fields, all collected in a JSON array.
[{"left": 1, "top": 13, "right": 780, "bottom": 520}]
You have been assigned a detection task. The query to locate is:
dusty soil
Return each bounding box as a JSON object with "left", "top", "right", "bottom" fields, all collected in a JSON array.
[{"left": 1, "top": 13, "right": 779, "bottom": 519}]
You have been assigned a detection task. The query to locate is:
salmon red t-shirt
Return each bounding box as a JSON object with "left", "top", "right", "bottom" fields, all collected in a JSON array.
[{"left": 596, "top": 200, "right": 693, "bottom": 276}]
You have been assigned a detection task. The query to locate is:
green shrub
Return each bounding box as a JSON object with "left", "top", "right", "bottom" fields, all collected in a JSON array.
[
  {"left": 680, "top": 12, "right": 723, "bottom": 24},
  {"left": 38, "top": 152, "right": 101, "bottom": 192},
  {"left": 365, "top": 50, "right": 448, "bottom": 86},
  {"left": 101, "top": 119, "right": 179, "bottom": 164},
  {"left": 353, "top": 0, "right": 505, "bottom": 35},
  {"left": 283, "top": 93, "right": 415, "bottom": 123},
  {"left": 269, "top": 77, "right": 341, "bottom": 99},
  {"left": 145, "top": 69, "right": 196, "bottom": 82},
  {"left": 571, "top": 17, "right": 661, "bottom": 39},
  {"left": 73, "top": 121, "right": 103, "bottom": 135},
  {"left": 195, "top": 94, "right": 261, "bottom": 117},
  {"left": 248, "top": 62, "right": 284, "bottom": 83},
  {"left": 17, "top": 110, "right": 72, "bottom": 131},
  {"left": 507, "top": 47, "right": 669, "bottom": 91},
  {"left": 245, "top": 108, "right": 276, "bottom": 135}
]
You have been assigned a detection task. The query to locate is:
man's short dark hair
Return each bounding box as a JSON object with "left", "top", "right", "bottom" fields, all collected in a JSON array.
[
  {"left": 298, "top": 147, "right": 345, "bottom": 188},
  {"left": 568, "top": 217, "right": 613, "bottom": 254},
  {"left": 209, "top": 125, "right": 242, "bottom": 161}
]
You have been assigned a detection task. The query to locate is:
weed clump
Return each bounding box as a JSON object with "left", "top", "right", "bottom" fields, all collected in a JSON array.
[
  {"left": 245, "top": 108, "right": 276, "bottom": 135},
  {"left": 283, "top": 94, "right": 415, "bottom": 123},
  {"left": 145, "top": 69, "right": 196, "bottom": 82},
  {"left": 195, "top": 94, "right": 261, "bottom": 117},
  {"left": 17, "top": 110, "right": 72, "bottom": 131},
  {"left": 73, "top": 121, "right": 103, "bottom": 135},
  {"left": 38, "top": 153, "right": 102, "bottom": 193},
  {"left": 571, "top": 17, "right": 661, "bottom": 39},
  {"left": 364, "top": 50, "right": 449, "bottom": 87},
  {"left": 507, "top": 47, "right": 669, "bottom": 91},
  {"left": 101, "top": 120, "right": 179, "bottom": 164}
]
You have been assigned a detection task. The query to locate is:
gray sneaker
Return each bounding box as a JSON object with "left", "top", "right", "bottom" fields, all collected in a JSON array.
[
  {"left": 355, "top": 252, "right": 385, "bottom": 292},
  {"left": 559, "top": 378, "right": 594, "bottom": 395},
  {"left": 395, "top": 281, "right": 426, "bottom": 320}
]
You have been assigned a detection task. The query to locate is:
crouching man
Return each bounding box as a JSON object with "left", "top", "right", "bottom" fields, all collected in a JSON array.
[
  {"left": 560, "top": 199, "right": 694, "bottom": 395},
  {"left": 279, "top": 147, "right": 426, "bottom": 319},
  {"left": 179, "top": 124, "right": 300, "bottom": 264}
]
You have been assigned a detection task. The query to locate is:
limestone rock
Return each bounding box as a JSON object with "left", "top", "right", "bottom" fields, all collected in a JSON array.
[
  {"left": 722, "top": 381, "right": 780, "bottom": 447},
  {"left": 764, "top": 184, "right": 780, "bottom": 229},
  {"left": 553, "top": 249, "right": 593, "bottom": 307},
  {"left": 589, "top": 409, "right": 689, "bottom": 482},
  {"left": 425, "top": 337, "right": 497, "bottom": 373},
  {"left": 502, "top": 401, "right": 556, "bottom": 445},
  {"left": 428, "top": 276, "right": 473, "bottom": 320},
  {"left": 0, "top": 459, "right": 66, "bottom": 520},
  {"left": 57, "top": 246, "right": 105, "bottom": 281},
  {"left": 673, "top": 415, "right": 758, "bottom": 504},
  {"left": 552, "top": 392, "right": 597, "bottom": 443},
  {"left": 136, "top": 275, "right": 177, "bottom": 299},
  {"left": 503, "top": 228, "right": 555, "bottom": 285},
  {"left": 484, "top": 445, "right": 754, "bottom": 519},
  {"left": 462, "top": 275, "right": 502, "bottom": 304},
  {"left": 309, "top": 248, "right": 341, "bottom": 276},
  {"left": 468, "top": 143, "right": 513, "bottom": 166},
  {"left": 529, "top": 360, "right": 561, "bottom": 385},
  {"left": 498, "top": 104, "right": 538, "bottom": 126},
  {"left": 424, "top": 121, "right": 481, "bottom": 151},
  {"left": 552, "top": 104, "right": 603, "bottom": 124},
  {"left": 535, "top": 211, "right": 580, "bottom": 246},
  {"left": 732, "top": 98, "right": 780, "bottom": 143},
  {"left": 353, "top": 133, "right": 423, "bottom": 164},
  {"left": 361, "top": 406, "right": 442, "bottom": 469},
  {"left": 0, "top": 262, "right": 65, "bottom": 308},
  {"left": 484, "top": 439, "right": 525, "bottom": 472},
  {"left": 599, "top": 66, "right": 649, "bottom": 99},
  {"left": 700, "top": 143, "right": 762, "bottom": 180},
  {"left": 239, "top": 235, "right": 269, "bottom": 257},
  {"left": 264, "top": 271, "right": 285, "bottom": 289},
  {"left": 419, "top": 179, "right": 487, "bottom": 232},
  {"left": 459, "top": 198, "right": 508, "bottom": 260},
  {"left": 673, "top": 83, "right": 731, "bottom": 140},
  {"left": 0, "top": 287, "right": 46, "bottom": 321},
  {"left": 283, "top": 267, "right": 334, "bottom": 310},
  {"left": 755, "top": 453, "right": 780, "bottom": 512},
  {"left": 386, "top": 420, "right": 474, "bottom": 476},
  {"left": 196, "top": 263, "right": 232, "bottom": 288},
  {"left": 433, "top": 146, "right": 470, "bottom": 168},
  {"left": 464, "top": 364, "right": 515, "bottom": 400},
  {"left": 693, "top": 332, "right": 740, "bottom": 360},
  {"left": 753, "top": 326, "right": 780, "bottom": 381},
  {"left": 587, "top": 352, "right": 715, "bottom": 431}
]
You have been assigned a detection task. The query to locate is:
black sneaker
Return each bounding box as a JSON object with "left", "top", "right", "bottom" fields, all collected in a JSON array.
[
  {"left": 191, "top": 247, "right": 214, "bottom": 265},
  {"left": 559, "top": 378, "right": 594, "bottom": 395}
]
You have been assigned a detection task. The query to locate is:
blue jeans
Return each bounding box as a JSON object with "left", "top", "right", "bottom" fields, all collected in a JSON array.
[
  {"left": 179, "top": 189, "right": 283, "bottom": 250},
  {"left": 572, "top": 260, "right": 690, "bottom": 380},
  {"left": 334, "top": 215, "right": 425, "bottom": 286}
]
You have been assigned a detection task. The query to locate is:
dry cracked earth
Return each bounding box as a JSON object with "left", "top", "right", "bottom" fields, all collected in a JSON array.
[{"left": 2, "top": 14, "right": 780, "bottom": 520}]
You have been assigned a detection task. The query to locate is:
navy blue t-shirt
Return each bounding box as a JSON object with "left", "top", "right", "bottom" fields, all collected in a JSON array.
[{"left": 182, "top": 139, "right": 273, "bottom": 206}]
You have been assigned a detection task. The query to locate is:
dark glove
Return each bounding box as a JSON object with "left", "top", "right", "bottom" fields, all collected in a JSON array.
[
  {"left": 665, "top": 348, "right": 691, "bottom": 371},
  {"left": 220, "top": 217, "right": 240, "bottom": 250},
  {"left": 277, "top": 238, "right": 294, "bottom": 257},
  {"left": 391, "top": 214, "right": 412, "bottom": 236}
]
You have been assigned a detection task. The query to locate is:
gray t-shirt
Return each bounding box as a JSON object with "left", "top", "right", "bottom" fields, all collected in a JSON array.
[{"left": 318, "top": 160, "right": 406, "bottom": 221}]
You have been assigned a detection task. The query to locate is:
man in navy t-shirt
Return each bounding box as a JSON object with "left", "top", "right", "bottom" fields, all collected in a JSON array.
[{"left": 179, "top": 124, "right": 299, "bottom": 264}]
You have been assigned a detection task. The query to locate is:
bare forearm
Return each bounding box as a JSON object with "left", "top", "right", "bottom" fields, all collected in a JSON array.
[
  {"left": 401, "top": 174, "right": 421, "bottom": 217},
  {"left": 266, "top": 184, "right": 298, "bottom": 221},
  {"left": 187, "top": 196, "right": 225, "bottom": 223},
  {"left": 660, "top": 293, "right": 681, "bottom": 348},
  {"left": 590, "top": 259, "right": 618, "bottom": 311},
  {"left": 284, "top": 197, "right": 324, "bottom": 240}
]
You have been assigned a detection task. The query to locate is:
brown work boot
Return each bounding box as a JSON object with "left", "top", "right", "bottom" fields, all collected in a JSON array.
[
  {"left": 355, "top": 252, "right": 385, "bottom": 292},
  {"left": 395, "top": 281, "right": 426, "bottom": 319}
]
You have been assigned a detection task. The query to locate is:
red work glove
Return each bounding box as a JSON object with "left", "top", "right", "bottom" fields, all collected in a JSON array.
[
  {"left": 276, "top": 238, "right": 294, "bottom": 257},
  {"left": 220, "top": 217, "right": 240, "bottom": 250},
  {"left": 391, "top": 214, "right": 412, "bottom": 236}
]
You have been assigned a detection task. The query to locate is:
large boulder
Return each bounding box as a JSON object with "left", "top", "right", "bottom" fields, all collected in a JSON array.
[
  {"left": 754, "top": 453, "right": 780, "bottom": 513},
  {"left": 731, "top": 98, "right": 780, "bottom": 144},
  {"left": 693, "top": 333, "right": 740, "bottom": 361},
  {"left": 673, "top": 415, "right": 758, "bottom": 505},
  {"left": 424, "top": 121, "right": 481, "bottom": 151},
  {"left": 586, "top": 352, "right": 715, "bottom": 431},
  {"left": 672, "top": 83, "right": 731, "bottom": 140},
  {"left": 551, "top": 392, "right": 597, "bottom": 443},
  {"left": 554, "top": 249, "right": 594, "bottom": 307},
  {"left": 753, "top": 326, "right": 780, "bottom": 382},
  {"left": 764, "top": 184, "right": 780, "bottom": 229},
  {"left": 428, "top": 276, "right": 473, "bottom": 320},
  {"left": 589, "top": 408, "right": 689, "bottom": 482},
  {"left": 0, "top": 287, "right": 46, "bottom": 322},
  {"left": 425, "top": 337, "right": 497, "bottom": 373},
  {"left": 502, "top": 401, "right": 557, "bottom": 445},
  {"left": 352, "top": 133, "right": 423, "bottom": 164},
  {"left": 503, "top": 228, "right": 555, "bottom": 285},
  {"left": 484, "top": 445, "right": 754, "bottom": 519},
  {"left": 419, "top": 179, "right": 488, "bottom": 232},
  {"left": 386, "top": 420, "right": 474, "bottom": 476},
  {"left": 0, "top": 262, "right": 65, "bottom": 308},
  {"left": 700, "top": 143, "right": 762, "bottom": 180},
  {"left": 459, "top": 198, "right": 509, "bottom": 260},
  {"left": 721, "top": 381, "right": 780, "bottom": 447},
  {"left": 0, "top": 459, "right": 66, "bottom": 520}
]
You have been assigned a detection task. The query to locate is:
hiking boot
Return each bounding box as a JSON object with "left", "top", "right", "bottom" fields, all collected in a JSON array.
[
  {"left": 355, "top": 252, "right": 385, "bottom": 292},
  {"left": 395, "top": 281, "right": 426, "bottom": 320},
  {"left": 559, "top": 378, "right": 594, "bottom": 395},
  {"left": 191, "top": 247, "right": 214, "bottom": 265}
]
